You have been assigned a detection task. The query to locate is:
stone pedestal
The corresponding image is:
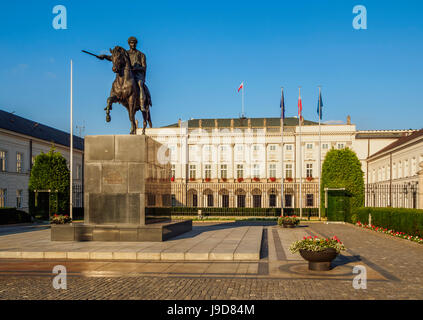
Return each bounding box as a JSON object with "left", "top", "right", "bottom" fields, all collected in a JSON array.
[{"left": 52, "top": 135, "right": 192, "bottom": 241}]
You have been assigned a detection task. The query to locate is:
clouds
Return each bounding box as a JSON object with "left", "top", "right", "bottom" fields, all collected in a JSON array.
[{"left": 11, "top": 64, "right": 28, "bottom": 75}]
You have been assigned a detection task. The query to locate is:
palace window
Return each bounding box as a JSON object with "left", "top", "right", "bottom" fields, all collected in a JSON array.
[
  {"left": 253, "top": 195, "right": 262, "bottom": 208},
  {"left": 0, "top": 189, "right": 6, "bottom": 207},
  {"left": 285, "top": 164, "right": 293, "bottom": 179},
  {"left": 220, "top": 164, "right": 227, "bottom": 179},
  {"left": 337, "top": 143, "right": 345, "bottom": 149},
  {"left": 204, "top": 164, "right": 211, "bottom": 179},
  {"left": 16, "top": 152, "right": 23, "bottom": 173},
  {"left": 16, "top": 190, "right": 23, "bottom": 208},
  {"left": 322, "top": 143, "right": 329, "bottom": 150},
  {"left": 269, "top": 194, "right": 276, "bottom": 207},
  {"left": 269, "top": 164, "right": 276, "bottom": 178},
  {"left": 171, "top": 164, "right": 176, "bottom": 178},
  {"left": 189, "top": 164, "right": 196, "bottom": 180},
  {"left": 207, "top": 194, "right": 214, "bottom": 207},
  {"left": 306, "top": 194, "right": 314, "bottom": 207},
  {"left": 237, "top": 164, "right": 244, "bottom": 179},
  {"left": 269, "top": 145, "right": 276, "bottom": 152},
  {"left": 306, "top": 163, "right": 313, "bottom": 178},
  {"left": 219, "top": 145, "right": 229, "bottom": 161},
  {"left": 412, "top": 158, "right": 417, "bottom": 176},
  {"left": 285, "top": 144, "right": 293, "bottom": 151},
  {"left": 0, "top": 151, "right": 6, "bottom": 172},
  {"left": 222, "top": 195, "right": 229, "bottom": 208},
  {"left": 306, "top": 143, "right": 313, "bottom": 150},
  {"left": 169, "top": 145, "right": 177, "bottom": 161},
  {"left": 76, "top": 165, "right": 82, "bottom": 180},
  {"left": 253, "top": 164, "right": 260, "bottom": 178},
  {"left": 237, "top": 195, "right": 246, "bottom": 208},
  {"left": 285, "top": 194, "right": 292, "bottom": 207}
]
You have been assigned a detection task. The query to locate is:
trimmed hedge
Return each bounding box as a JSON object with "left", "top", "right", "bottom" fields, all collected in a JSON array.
[
  {"left": 350, "top": 207, "right": 423, "bottom": 238},
  {"left": 321, "top": 148, "right": 364, "bottom": 214},
  {"left": 0, "top": 208, "right": 33, "bottom": 225}
]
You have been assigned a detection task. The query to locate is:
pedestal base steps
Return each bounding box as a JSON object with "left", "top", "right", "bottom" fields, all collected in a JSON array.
[{"left": 51, "top": 220, "right": 192, "bottom": 242}]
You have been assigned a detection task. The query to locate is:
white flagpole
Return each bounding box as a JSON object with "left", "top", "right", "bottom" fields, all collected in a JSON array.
[
  {"left": 242, "top": 81, "right": 245, "bottom": 117},
  {"left": 281, "top": 87, "right": 284, "bottom": 216},
  {"left": 70, "top": 59, "right": 73, "bottom": 220},
  {"left": 299, "top": 87, "right": 303, "bottom": 219},
  {"left": 318, "top": 86, "right": 322, "bottom": 220}
]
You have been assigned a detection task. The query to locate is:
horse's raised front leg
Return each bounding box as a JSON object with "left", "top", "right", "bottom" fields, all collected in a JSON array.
[{"left": 105, "top": 96, "right": 118, "bottom": 122}]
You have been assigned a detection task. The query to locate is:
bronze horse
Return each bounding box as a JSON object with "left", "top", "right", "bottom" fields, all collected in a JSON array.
[{"left": 105, "top": 46, "right": 152, "bottom": 134}]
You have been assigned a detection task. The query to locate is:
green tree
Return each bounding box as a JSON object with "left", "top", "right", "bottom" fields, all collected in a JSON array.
[
  {"left": 28, "top": 148, "right": 70, "bottom": 217},
  {"left": 321, "top": 148, "right": 365, "bottom": 212}
]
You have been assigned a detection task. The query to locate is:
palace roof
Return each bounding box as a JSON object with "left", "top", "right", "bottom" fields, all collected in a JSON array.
[
  {"left": 162, "top": 117, "right": 319, "bottom": 128},
  {"left": 0, "top": 109, "right": 84, "bottom": 151},
  {"left": 368, "top": 128, "right": 423, "bottom": 159}
]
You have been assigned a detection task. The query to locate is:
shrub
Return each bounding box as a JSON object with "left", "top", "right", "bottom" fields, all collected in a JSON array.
[
  {"left": 278, "top": 216, "right": 300, "bottom": 226},
  {"left": 350, "top": 207, "right": 423, "bottom": 237},
  {"left": 289, "top": 236, "right": 346, "bottom": 253},
  {"left": 28, "top": 148, "right": 70, "bottom": 219},
  {"left": 0, "top": 208, "right": 32, "bottom": 225},
  {"left": 50, "top": 214, "right": 72, "bottom": 224},
  {"left": 321, "top": 148, "right": 365, "bottom": 214}
]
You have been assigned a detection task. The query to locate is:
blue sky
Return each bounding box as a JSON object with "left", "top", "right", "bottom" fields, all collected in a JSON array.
[{"left": 0, "top": 0, "right": 422, "bottom": 136}]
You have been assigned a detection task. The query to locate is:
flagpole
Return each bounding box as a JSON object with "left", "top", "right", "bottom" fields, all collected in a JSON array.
[
  {"left": 318, "top": 86, "right": 322, "bottom": 221},
  {"left": 242, "top": 81, "right": 245, "bottom": 117},
  {"left": 299, "top": 87, "right": 303, "bottom": 220},
  {"left": 70, "top": 59, "right": 73, "bottom": 221},
  {"left": 281, "top": 87, "right": 284, "bottom": 217}
]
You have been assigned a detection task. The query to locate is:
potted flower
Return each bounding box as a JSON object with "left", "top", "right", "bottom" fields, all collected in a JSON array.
[
  {"left": 170, "top": 176, "right": 175, "bottom": 182},
  {"left": 205, "top": 178, "right": 211, "bottom": 182},
  {"left": 253, "top": 177, "right": 260, "bottom": 182},
  {"left": 306, "top": 176, "right": 313, "bottom": 182},
  {"left": 221, "top": 178, "right": 227, "bottom": 182},
  {"left": 237, "top": 177, "right": 244, "bottom": 183},
  {"left": 269, "top": 177, "right": 276, "bottom": 182},
  {"left": 285, "top": 177, "right": 293, "bottom": 182},
  {"left": 278, "top": 215, "right": 300, "bottom": 228},
  {"left": 289, "top": 236, "right": 346, "bottom": 271},
  {"left": 50, "top": 214, "right": 72, "bottom": 224},
  {"left": 189, "top": 178, "right": 195, "bottom": 182}
]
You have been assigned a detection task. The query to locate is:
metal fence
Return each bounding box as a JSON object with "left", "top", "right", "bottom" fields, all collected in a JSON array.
[
  {"left": 73, "top": 184, "right": 83, "bottom": 208},
  {"left": 365, "top": 182, "right": 419, "bottom": 209}
]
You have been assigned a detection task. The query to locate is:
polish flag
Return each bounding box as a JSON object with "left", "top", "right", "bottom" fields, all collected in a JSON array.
[
  {"left": 298, "top": 94, "right": 302, "bottom": 117},
  {"left": 237, "top": 82, "right": 244, "bottom": 92}
]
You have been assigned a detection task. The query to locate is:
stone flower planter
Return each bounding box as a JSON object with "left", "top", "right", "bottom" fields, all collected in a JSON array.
[
  {"left": 282, "top": 221, "right": 297, "bottom": 228},
  {"left": 299, "top": 248, "right": 338, "bottom": 271}
]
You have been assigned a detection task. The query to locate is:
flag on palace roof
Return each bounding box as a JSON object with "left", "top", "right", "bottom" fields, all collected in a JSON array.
[
  {"left": 317, "top": 90, "right": 323, "bottom": 120},
  {"left": 280, "top": 89, "right": 285, "bottom": 120},
  {"left": 237, "top": 82, "right": 243, "bottom": 92},
  {"left": 298, "top": 94, "right": 302, "bottom": 117}
]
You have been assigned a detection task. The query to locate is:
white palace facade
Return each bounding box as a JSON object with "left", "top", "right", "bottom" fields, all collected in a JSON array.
[{"left": 142, "top": 116, "right": 416, "bottom": 209}]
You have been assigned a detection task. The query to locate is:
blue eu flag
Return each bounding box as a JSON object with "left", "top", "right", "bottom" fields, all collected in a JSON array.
[{"left": 317, "top": 91, "right": 323, "bottom": 120}]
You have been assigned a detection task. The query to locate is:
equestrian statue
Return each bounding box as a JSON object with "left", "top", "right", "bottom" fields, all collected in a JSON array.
[{"left": 83, "top": 36, "right": 152, "bottom": 134}]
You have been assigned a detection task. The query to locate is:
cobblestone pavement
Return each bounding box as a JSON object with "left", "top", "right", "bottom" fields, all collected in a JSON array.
[{"left": 0, "top": 222, "right": 422, "bottom": 300}]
